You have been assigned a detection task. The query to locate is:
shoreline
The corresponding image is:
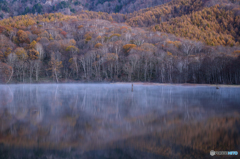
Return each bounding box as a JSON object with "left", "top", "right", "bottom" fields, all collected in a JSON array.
[
  {"left": 1, "top": 81, "right": 240, "bottom": 87},
  {"left": 112, "top": 82, "right": 240, "bottom": 87}
]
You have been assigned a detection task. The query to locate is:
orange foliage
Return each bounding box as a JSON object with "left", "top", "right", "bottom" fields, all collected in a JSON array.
[
  {"left": 167, "top": 51, "right": 173, "bottom": 56},
  {"left": 84, "top": 33, "right": 92, "bottom": 42},
  {"left": 94, "top": 43, "right": 103, "bottom": 48},
  {"left": 36, "top": 37, "right": 41, "bottom": 42},
  {"left": 78, "top": 25, "right": 84, "bottom": 29},
  {"left": 65, "top": 45, "right": 78, "bottom": 53},
  {"left": 104, "top": 53, "right": 118, "bottom": 61},
  {"left": 166, "top": 41, "right": 182, "bottom": 48},
  {"left": 110, "top": 33, "right": 121, "bottom": 39},
  {"left": 29, "top": 40, "right": 37, "bottom": 49},
  {"left": 123, "top": 44, "right": 137, "bottom": 53},
  {"left": 232, "top": 50, "right": 240, "bottom": 57},
  {"left": 28, "top": 49, "right": 39, "bottom": 60},
  {"left": 39, "top": 30, "right": 49, "bottom": 38},
  {"left": 0, "top": 51, "right": 3, "bottom": 60},
  {"left": 15, "top": 47, "right": 28, "bottom": 60},
  {"left": 17, "top": 30, "right": 29, "bottom": 43},
  {"left": 4, "top": 47, "right": 12, "bottom": 57},
  {"left": 60, "top": 31, "right": 67, "bottom": 37},
  {"left": 69, "top": 39, "right": 76, "bottom": 46},
  {"left": 120, "top": 26, "right": 129, "bottom": 30},
  {"left": 155, "top": 5, "right": 240, "bottom": 46},
  {"left": 0, "top": 62, "right": 13, "bottom": 83}
]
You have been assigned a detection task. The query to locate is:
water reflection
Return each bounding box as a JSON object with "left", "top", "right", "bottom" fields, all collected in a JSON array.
[{"left": 0, "top": 84, "right": 239, "bottom": 158}]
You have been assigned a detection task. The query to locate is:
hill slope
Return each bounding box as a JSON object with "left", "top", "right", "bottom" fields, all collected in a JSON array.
[
  {"left": 0, "top": 0, "right": 172, "bottom": 19},
  {"left": 124, "top": 0, "right": 240, "bottom": 46},
  {"left": 0, "top": 12, "right": 240, "bottom": 84},
  {"left": 0, "top": 0, "right": 240, "bottom": 84}
]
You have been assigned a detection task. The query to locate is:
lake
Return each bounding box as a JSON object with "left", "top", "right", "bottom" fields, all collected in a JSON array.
[{"left": 0, "top": 84, "right": 239, "bottom": 159}]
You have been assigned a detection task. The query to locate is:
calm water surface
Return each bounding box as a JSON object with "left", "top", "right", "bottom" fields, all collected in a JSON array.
[{"left": 0, "top": 84, "right": 239, "bottom": 159}]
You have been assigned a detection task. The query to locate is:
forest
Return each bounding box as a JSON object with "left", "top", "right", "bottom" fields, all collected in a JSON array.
[
  {"left": 0, "top": 0, "right": 172, "bottom": 19},
  {"left": 0, "top": 0, "right": 240, "bottom": 84}
]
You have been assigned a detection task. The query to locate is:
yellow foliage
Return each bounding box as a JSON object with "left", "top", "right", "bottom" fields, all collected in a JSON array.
[
  {"left": 232, "top": 50, "right": 240, "bottom": 57},
  {"left": 68, "top": 58, "right": 73, "bottom": 63},
  {"left": 110, "top": 33, "right": 121, "bottom": 39},
  {"left": 0, "top": 51, "right": 3, "bottom": 60},
  {"left": 13, "top": 36, "right": 19, "bottom": 44},
  {"left": 39, "top": 30, "right": 49, "bottom": 38},
  {"left": 30, "top": 40, "right": 37, "bottom": 49},
  {"left": 15, "top": 47, "right": 28, "bottom": 60},
  {"left": 167, "top": 41, "right": 182, "bottom": 48},
  {"left": 167, "top": 51, "right": 173, "bottom": 56},
  {"left": 154, "top": 5, "right": 239, "bottom": 46},
  {"left": 104, "top": 53, "right": 118, "bottom": 61},
  {"left": 69, "top": 39, "right": 76, "bottom": 46},
  {"left": 141, "top": 43, "right": 156, "bottom": 51},
  {"left": 120, "top": 26, "right": 129, "bottom": 30},
  {"left": 4, "top": 47, "right": 12, "bottom": 57},
  {"left": 28, "top": 49, "right": 39, "bottom": 60},
  {"left": 36, "top": 37, "right": 41, "bottom": 42},
  {"left": 65, "top": 45, "right": 78, "bottom": 53},
  {"left": 85, "top": 35, "right": 92, "bottom": 42},
  {"left": 49, "top": 34, "right": 54, "bottom": 40},
  {"left": 96, "top": 36, "right": 102, "bottom": 40},
  {"left": 94, "top": 43, "right": 103, "bottom": 48},
  {"left": 123, "top": 44, "right": 137, "bottom": 53},
  {"left": 17, "top": 30, "right": 29, "bottom": 43},
  {"left": 233, "top": 50, "right": 240, "bottom": 54},
  {"left": 48, "top": 60, "right": 63, "bottom": 72},
  {"left": 55, "top": 34, "right": 62, "bottom": 40}
]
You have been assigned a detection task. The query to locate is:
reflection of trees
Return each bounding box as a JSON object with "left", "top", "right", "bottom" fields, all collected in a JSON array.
[
  {"left": 0, "top": 85, "right": 239, "bottom": 153},
  {"left": 0, "top": 86, "right": 13, "bottom": 107}
]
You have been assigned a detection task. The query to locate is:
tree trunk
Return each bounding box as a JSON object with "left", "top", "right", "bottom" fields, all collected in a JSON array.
[
  {"left": 55, "top": 69, "right": 59, "bottom": 83},
  {"left": 6, "top": 67, "right": 13, "bottom": 84}
]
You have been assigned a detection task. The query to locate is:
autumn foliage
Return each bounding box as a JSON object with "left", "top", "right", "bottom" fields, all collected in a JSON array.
[
  {"left": 60, "top": 31, "right": 67, "bottom": 37},
  {"left": 17, "top": 30, "right": 30, "bottom": 43},
  {"left": 0, "top": 5, "right": 239, "bottom": 84},
  {"left": 123, "top": 44, "right": 137, "bottom": 53},
  {"left": 94, "top": 43, "right": 103, "bottom": 48},
  {"left": 0, "top": 62, "right": 13, "bottom": 83}
]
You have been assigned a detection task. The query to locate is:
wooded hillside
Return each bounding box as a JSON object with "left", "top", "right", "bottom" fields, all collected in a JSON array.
[
  {"left": 0, "top": 12, "right": 239, "bottom": 84},
  {"left": 0, "top": 0, "right": 240, "bottom": 84}
]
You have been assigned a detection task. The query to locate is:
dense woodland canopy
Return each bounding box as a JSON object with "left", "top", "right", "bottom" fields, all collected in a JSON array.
[
  {"left": 0, "top": 0, "right": 240, "bottom": 84},
  {"left": 0, "top": 0, "right": 172, "bottom": 18}
]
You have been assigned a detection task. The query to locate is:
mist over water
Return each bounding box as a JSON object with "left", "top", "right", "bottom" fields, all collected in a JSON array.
[{"left": 0, "top": 84, "right": 240, "bottom": 159}]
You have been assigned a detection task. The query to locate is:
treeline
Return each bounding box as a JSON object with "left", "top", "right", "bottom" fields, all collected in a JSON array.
[
  {"left": 86, "top": 0, "right": 172, "bottom": 13},
  {"left": 0, "top": 13, "right": 240, "bottom": 84}
]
